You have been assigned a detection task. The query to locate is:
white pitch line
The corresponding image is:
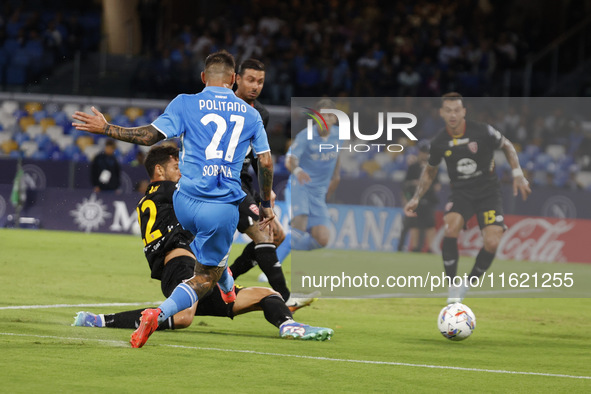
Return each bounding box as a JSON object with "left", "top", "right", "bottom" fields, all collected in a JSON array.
[
  {"left": 0, "top": 301, "right": 162, "bottom": 310},
  {"left": 1, "top": 332, "right": 589, "bottom": 381}
]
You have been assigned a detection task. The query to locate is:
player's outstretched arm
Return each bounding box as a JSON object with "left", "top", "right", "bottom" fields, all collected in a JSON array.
[
  {"left": 501, "top": 137, "right": 531, "bottom": 201},
  {"left": 257, "top": 151, "right": 275, "bottom": 229},
  {"left": 404, "top": 164, "right": 438, "bottom": 217},
  {"left": 72, "top": 106, "right": 165, "bottom": 146}
]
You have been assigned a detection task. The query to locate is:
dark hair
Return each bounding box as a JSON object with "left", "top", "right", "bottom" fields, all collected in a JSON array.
[
  {"left": 105, "top": 139, "right": 116, "bottom": 147},
  {"left": 441, "top": 92, "right": 464, "bottom": 106},
  {"left": 144, "top": 145, "right": 179, "bottom": 178},
  {"left": 204, "top": 50, "right": 236, "bottom": 75},
  {"left": 238, "top": 58, "right": 265, "bottom": 76}
]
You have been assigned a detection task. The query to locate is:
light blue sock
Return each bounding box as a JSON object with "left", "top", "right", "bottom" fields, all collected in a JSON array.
[
  {"left": 293, "top": 229, "right": 313, "bottom": 250},
  {"left": 276, "top": 232, "right": 291, "bottom": 263},
  {"left": 217, "top": 265, "right": 234, "bottom": 293},
  {"left": 157, "top": 283, "right": 197, "bottom": 324},
  {"left": 292, "top": 229, "right": 323, "bottom": 251},
  {"left": 306, "top": 236, "right": 323, "bottom": 250}
]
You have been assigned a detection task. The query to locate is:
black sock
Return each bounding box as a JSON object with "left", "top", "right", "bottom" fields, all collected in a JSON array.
[
  {"left": 469, "top": 248, "right": 496, "bottom": 280},
  {"left": 442, "top": 237, "right": 459, "bottom": 281},
  {"left": 259, "top": 294, "right": 293, "bottom": 327},
  {"left": 255, "top": 243, "right": 290, "bottom": 301},
  {"left": 104, "top": 308, "right": 174, "bottom": 330},
  {"left": 229, "top": 241, "right": 256, "bottom": 279}
]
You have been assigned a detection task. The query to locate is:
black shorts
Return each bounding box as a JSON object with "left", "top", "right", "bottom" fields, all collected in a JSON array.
[
  {"left": 445, "top": 187, "right": 505, "bottom": 230},
  {"left": 237, "top": 189, "right": 260, "bottom": 233},
  {"left": 160, "top": 255, "right": 238, "bottom": 319}
]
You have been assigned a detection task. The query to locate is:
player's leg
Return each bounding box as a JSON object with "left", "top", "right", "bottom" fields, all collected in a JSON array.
[
  {"left": 307, "top": 192, "right": 332, "bottom": 249},
  {"left": 232, "top": 287, "right": 332, "bottom": 341},
  {"left": 442, "top": 212, "right": 464, "bottom": 278},
  {"left": 469, "top": 192, "right": 506, "bottom": 282},
  {"left": 230, "top": 195, "right": 261, "bottom": 279},
  {"left": 73, "top": 255, "right": 197, "bottom": 330},
  {"left": 442, "top": 195, "right": 472, "bottom": 304},
  {"left": 309, "top": 224, "right": 330, "bottom": 248},
  {"left": 131, "top": 198, "right": 238, "bottom": 347},
  {"left": 230, "top": 195, "right": 291, "bottom": 300}
]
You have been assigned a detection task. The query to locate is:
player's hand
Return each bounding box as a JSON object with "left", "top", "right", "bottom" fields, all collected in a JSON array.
[
  {"left": 71, "top": 106, "right": 108, "bottom": 135},
  {"left": 296, "top": 170, "right": 311, "bottom": 184},
  {"left": 258, "top": 206, "right": 276, "bottom": 231},
  {"left": 404, "top": 198, "right": 419, "bottom": 217},
  {"left": 513, "top": 175, "right": 531, "bottom": 201}
]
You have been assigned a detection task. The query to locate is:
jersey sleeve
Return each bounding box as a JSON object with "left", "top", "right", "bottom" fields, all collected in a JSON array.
[
  {"left": 152, "top": 95, "right": 185, "bottom": 138},
  {"left": 487, "top": 124, "right": 504, "bottom": 149},
  {"left": 286, "top": 129, "right": 306, "bottom": 159},
  {"left": 251, "top": 116, "right": 270, "bottom": 155},
  {"left": 427, "top": 142, "right": 442, "bottom": 166}
]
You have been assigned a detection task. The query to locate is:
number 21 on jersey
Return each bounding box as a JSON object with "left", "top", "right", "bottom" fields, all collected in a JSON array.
[{"left": 202, "top": 114, "right": 245, "bottom": 161}]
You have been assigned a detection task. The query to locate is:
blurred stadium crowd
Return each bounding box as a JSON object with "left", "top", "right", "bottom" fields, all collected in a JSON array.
[
  {"left": 134, "top": 0, "right": 543, "bottom": 99},
  {"left": 2, "top": 97, "right": 591, "bottom": 191},
  {"left": 0, "top": 0, "right": 101, "bottom": 86},
  {"left": 1, "top": 0, "right": 590, "bottom": 191}
]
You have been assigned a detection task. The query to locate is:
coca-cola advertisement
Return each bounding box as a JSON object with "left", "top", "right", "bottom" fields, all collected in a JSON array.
[{"left": 432, "top": 212, "right": 591, "bottom": 263}]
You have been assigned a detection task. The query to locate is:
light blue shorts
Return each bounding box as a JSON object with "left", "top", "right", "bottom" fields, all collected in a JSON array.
[
  {"left": 173, "top": 190, "right": 239, "bottom": 267},
  {"left": 289, "top": 177, "right": 332, "bottom": 229}
]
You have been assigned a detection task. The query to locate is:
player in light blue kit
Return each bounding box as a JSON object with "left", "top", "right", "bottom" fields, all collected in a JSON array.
[
  {"left": 72, "top": 50, "right": 276, "bottom": 348},
  {"left": 285, "top": 99, "right": 341, "bottom": 250}
]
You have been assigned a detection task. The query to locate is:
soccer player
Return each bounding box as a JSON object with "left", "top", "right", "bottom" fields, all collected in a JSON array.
[
  {"left": 403, "top": 92, "right": 531, "bottom": 303},
  {"left": 229, "top": 59, "right": 288, "bottom": 299},
  {"left": 73, "top": 145, "right": 333, "bottom": 341},
  {"left": 72, "top": 50, "right": 276, "bottom": 348},
  {"left": 285, "top": 98, "right": 341, "bottom": 250},
  {"left": 398, "top": 141, "right": 439, "bottom": 253}
]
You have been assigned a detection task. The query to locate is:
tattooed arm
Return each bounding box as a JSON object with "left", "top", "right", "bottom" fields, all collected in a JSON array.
[
  {"left": 257, "top": 151, "right": 275, "bottom": 229},
  {"left": 501, "top": 136, "right": 531, "bottom": 201},
  {"left": 72, "top": 106, "right": 165, "bottom": 146},
  {"left": 403, "top": 164, "right": 438, "bottom": 217}
]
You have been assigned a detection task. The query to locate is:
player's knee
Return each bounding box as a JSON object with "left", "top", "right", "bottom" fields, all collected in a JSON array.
[
  {"left": 313, "top": 231, "right": 330, "bottom": 247},
  {"left": 172, "top": 308, "right": 195, "bottom": 329},
  {"left": 483, "top": 236, "right": 500, "bottom": 253},
  {"left": 246, "top": 225, "right": 270, "bottom": 244},
  {"left": 443, "top": 226, "right": 461, "bottom": 238}
]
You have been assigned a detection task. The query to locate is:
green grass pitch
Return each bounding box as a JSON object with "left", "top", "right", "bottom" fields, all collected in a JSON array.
[{"left": 1, "top": 228, "right": 590, "bottom": 393}]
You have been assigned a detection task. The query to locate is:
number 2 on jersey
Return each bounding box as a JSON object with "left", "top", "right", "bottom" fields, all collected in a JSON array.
[
  {"left": 202, "top": 114, "right": 245, "bottom": 161},
  {"left": 137, "top": 199, "right": 162, "bottom": 245}
]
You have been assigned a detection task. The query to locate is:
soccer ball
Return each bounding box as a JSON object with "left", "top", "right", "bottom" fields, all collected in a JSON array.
[{"left": 437, "top": 302, "right": 476, "bottom": 341}]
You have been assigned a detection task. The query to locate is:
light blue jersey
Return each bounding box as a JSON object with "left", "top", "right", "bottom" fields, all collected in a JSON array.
[
  {"left": 287, "top": 125, "right": 340, "bottom": 193},
  {"left": 152, "top": 86, "right": 270, "bottom": 203}
]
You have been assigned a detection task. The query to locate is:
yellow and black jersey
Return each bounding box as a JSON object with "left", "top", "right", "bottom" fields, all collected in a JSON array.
[
  {"left": 429, "top": 119, "right": 503, "bottom": 194},
  {"left": 136, "top": 180, "right": 193, "bottom": 280}
]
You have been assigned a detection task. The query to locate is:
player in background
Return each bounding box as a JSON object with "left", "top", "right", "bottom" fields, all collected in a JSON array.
[
  {"left": 72, "top": 50, "right": 275, "bottom": 348},
  {"left": 403, "top": 92, "right": 531, "bottom": 303},
  {"left": 398, "top": 140, "right": 440, "bottom": 253},
  {"left": 285, "top": 99, "right": 341, "bottom": 250},
  {"left": 73, "top": 145, "right": 333, "bottom": 341},
  {"left": 229, "top": 59, "right": 316, "bottom": 308}
]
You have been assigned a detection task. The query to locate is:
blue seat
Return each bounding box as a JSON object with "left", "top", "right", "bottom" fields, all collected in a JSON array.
[{"left": 13, "top": 132, "right": 30, "bottom": 144}]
